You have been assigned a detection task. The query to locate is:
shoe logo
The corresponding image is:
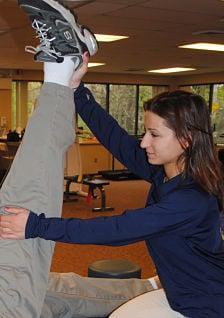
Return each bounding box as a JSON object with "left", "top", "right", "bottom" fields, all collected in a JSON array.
[{"left": 64, "top": 31, "right": 73, "bottom": 41}]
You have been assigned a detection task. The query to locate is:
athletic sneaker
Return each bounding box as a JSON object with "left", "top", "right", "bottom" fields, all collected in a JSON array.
[{"left": 18, "top": 0, "right": 98, "bottom": 68}]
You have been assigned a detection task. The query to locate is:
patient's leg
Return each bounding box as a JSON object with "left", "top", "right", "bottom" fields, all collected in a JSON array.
[
  {"left": 41, "top": 272, "right": 155, "bottom": 318},
  {"left": 0, "top": 77, "right": 75, "bottom": 317}
]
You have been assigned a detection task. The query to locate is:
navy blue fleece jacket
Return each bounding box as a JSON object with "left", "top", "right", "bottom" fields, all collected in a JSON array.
[{"left": 26, "top": 83, "right": 224, "bottom": 318}]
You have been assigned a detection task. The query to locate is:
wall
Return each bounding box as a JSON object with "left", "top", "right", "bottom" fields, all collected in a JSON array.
[
  {"left": 65, "top": 141, "right": 125, "bottom": 175},
  {"left": 0, "top": 78, "right": 12, "bottom": 131},
  {"left": 11, "top": 69, "right": 172, "bottom": 86},
  {"left": 5, "top": 68, "right": 224, "bottom": 86},
  {"left": 171, "top": 71, "right": 224, "bottom": 87}
]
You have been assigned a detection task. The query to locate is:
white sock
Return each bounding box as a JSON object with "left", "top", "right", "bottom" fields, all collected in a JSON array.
[
  {"left": 148, "top": 277, "right": 158, "bottom": 289},
  {"left": 44, "top": 56, "right": 75, "bottom": 87}
]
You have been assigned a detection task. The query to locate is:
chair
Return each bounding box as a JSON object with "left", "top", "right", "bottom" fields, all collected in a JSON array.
[
  {"left": 0, "top": 142, "right": 20, "bottom": 186},
  {"left": 6, "top": 141, "right": 20, "bottom": 157},
  {"left": 0, "top": 142, "right": 8, "bottom": 156}
]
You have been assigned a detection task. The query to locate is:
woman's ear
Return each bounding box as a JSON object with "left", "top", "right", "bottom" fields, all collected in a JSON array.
[
  {"left": 180, "top": 134, "right": 191, "bottom": 150},
  {"left": 182, "top": 139, "right": 189, "bottom": 149}
]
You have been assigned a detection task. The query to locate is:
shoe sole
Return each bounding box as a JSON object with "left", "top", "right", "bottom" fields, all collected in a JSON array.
[{"left": 38, "top": 0, "right": 98, "bottom": 56}]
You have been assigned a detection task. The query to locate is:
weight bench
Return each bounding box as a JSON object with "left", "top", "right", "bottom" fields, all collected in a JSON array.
[{"left": 64, "top": 175, "right": 114, "bottom": 212}]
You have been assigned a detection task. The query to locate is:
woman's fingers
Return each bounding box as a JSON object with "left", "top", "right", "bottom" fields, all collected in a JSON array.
[
  {"left": 1, "top": 214, "right": 18, "bottom": 224},
  {"left": 0, "top": 224, "right": 21, "bottom": 235},
  {"left": 0, "top": 220, "right": 11, "bottom": 227},
  {"left": 4, "top": 206, "right": 28, "bottom": 214},
  {"left": 69, "top": 51, "right": 89, "bottom": 88},
  {"left": 0, "top": 207, "right": 29, "bottom": 240},
  {"left": 1, "top": 227, "right": 14, "bottom": 234},
  {"left": 0, "top": 224, "right": 25, "bottom": 240},
  {"left": 1, "top": 212, "right": 18, "bottom": 221},
  {"left": 82, "top": 51, "right": 90, "bottom": 65},
  {"left": 0, "top": 233, "right": 21, "bottom": 240}
]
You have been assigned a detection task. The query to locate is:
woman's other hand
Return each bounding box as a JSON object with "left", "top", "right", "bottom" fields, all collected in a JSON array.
[
  {"left": 0, "top": 206, "right": 30, "bottom": 240},
  {"left": 70, "top": 51, "right": 89, "bottom": 89}
]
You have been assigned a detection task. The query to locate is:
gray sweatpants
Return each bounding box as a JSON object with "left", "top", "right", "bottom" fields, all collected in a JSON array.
[
  {"left": 42, "top": 272, "right": 153, "bottom": 318},
  {"left": 0, "top": 83, "right": 75, "bottom": 317},
  {"left": 0, "top": 83, "right": 153, "bottom": 318}
]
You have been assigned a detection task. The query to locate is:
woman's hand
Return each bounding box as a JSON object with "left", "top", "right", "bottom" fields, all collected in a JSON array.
[
  {"left": 0, "top": 206, "right": 30, "bottom": 240},
  {"left": 69, "top": 51, "right": 89, "bottom": 89}
]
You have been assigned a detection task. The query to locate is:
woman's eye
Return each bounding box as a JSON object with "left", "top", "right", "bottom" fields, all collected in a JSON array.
[{"left": 151, "top": 133, "right": 159, "bottom": 137}]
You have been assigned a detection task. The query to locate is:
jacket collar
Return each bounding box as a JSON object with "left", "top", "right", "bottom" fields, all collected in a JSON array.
[{"left": 152, "top": 168, "right": 195, "bottom": 200}]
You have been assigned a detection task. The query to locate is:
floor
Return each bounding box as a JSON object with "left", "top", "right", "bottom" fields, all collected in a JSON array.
[{"left": 51, "top": 179, "right": 156, "bottom": 279}]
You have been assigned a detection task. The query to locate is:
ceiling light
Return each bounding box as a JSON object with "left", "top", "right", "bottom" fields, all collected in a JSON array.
[
  {"left": 88, "top": 63, "right": 106, "bottom": 68},
  {"left": 179, "top": 42, "right": 224, "bottom": 52},
  {"left": 148, "top": 67, "right": 196, "bottom": 74},
  {"left": 94, "top": 34, "right": 129, "bottom": 42}
]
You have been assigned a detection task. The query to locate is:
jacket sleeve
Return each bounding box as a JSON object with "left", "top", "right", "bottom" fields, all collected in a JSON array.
[
  {"left": 25, "top": 189, "right": 206, "bottom": 244},
  {"left": 74, "top": 83, "right": 157, "bottom": 182}
]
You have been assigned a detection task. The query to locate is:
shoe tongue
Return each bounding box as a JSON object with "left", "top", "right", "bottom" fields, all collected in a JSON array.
[
  {"left": 54, "top": 20, "right": 76, "bottom": 43},
  {"left": 52, "top": 20, "right": 88, "bottom": 54}
]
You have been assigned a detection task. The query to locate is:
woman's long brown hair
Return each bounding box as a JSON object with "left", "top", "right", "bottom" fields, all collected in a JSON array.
[{"left": 144, "top": 90, "right": 224, "bottom": 210}]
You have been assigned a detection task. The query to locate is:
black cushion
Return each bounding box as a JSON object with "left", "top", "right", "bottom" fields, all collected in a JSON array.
[{"left": 88, "top": 259, "right": 141, "bottom": 279}]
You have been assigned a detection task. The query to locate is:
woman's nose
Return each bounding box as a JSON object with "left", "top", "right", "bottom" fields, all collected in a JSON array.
[{"left": 140, "top": 133, "right": 150, "bottom": 149}]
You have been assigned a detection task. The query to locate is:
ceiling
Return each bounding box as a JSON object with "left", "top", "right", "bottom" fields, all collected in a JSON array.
[{"left": 1, "top": 0, "right": 224, "bottom": 76}]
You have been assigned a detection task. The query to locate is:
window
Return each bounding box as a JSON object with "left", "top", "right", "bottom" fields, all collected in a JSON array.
[
  {"left": 181, "top": 85, "right": 210, "bottom": 105},
  {"left": 109, "top": 84, "right": 136, "bottom": 134},
  {"left": 11, "top": 81, "right": 168, "bottom": 139},
  {"left": 138, "top": 85, "right": 168, "bottom": 135},
  {"left": 27, "top": 82, "right": 42, "bottom": 117},
  {"left": 212, "top": 84, "right": 224, "bottom": 112},
  {"left": 77, "top": 83, "right": 107, "bottom": 133},
  {"left": 191, "top": 85, "right": 210, "bottom": 105},
  {"left": 11, "top": 81, "right": 42, "bottom": 130},
  {"left": 138, "top": 86, "right": 153, "bottom": 136},
  {"left": 212, "top": 84, "right": 224, "bottom": 143},
  {"left": 180, "top": 84, "right": 224, "bottom": 143},
  {"left": 85, "top": 84, "right": 107, "bottom": 109}
]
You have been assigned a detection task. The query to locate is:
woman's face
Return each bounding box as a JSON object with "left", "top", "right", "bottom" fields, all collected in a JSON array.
[{"left": 141, "top": 111, "right": 185, "bottom": 169}]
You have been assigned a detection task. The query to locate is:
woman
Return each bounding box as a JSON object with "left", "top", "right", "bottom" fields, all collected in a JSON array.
[{"left": 1, "top": 54, "right": 224, "bottom": 318}]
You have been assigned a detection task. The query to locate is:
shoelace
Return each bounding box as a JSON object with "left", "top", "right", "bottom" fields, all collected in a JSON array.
[{"left": 25, "top": 19, "right": 62, "bottom": 60}]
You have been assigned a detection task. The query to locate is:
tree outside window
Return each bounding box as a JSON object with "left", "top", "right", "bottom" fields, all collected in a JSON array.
[
  {"left": 109, "top": 84, "right": 136, "bottom": 135},
  {"left": 138, "top": 85, "right": 168, "bottom": 135},
  {"left": 77, "top": 83, "right": 106, "bottom": 134},
  {"left": 191, "top": 85, "right": 210, "bottom": 104},
  {"left": 211, "top": 84, "right": 224, "bottom": 143},
  {"left": 27, "top": 82, "right": 42, "bottom": 117}
]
